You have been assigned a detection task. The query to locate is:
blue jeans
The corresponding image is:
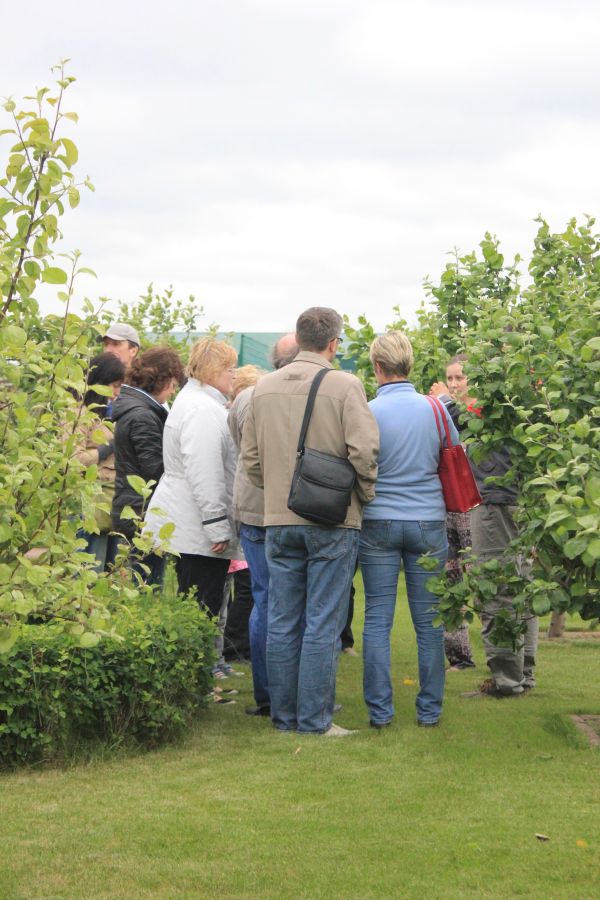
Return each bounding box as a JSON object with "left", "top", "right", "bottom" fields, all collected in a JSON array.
[
  {"left": 240, "top": 524, "right": 270, "bottom": 708},
  {"left": 359, "top": 519, "right": 447, "bottom": 725},
  {"left": 78, "top": 529, "right": 119, "bottom": 573},
  {"left": 265, "top": 525, "right": 359, "bottom": 733}
]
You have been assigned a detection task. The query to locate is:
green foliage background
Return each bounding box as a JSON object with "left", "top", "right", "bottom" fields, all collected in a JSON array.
[{"left": 344, "top": 224, "right": 600, "bottom": 645}]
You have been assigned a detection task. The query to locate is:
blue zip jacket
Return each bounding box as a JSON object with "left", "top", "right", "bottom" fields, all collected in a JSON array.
[{"left": 364, "top": 381, "right": 459, "bottom": 522}]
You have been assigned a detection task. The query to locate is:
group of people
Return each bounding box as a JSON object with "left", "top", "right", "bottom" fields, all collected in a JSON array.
[{"left": 77, "top": 307, "right": 537, "bottom": 736}]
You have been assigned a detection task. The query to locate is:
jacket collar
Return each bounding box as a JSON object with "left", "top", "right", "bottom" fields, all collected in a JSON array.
[
  {"left": 376, "top": 381, "right": 415, "bottom": 395},
  {"left": 293, "top": 350, "right": 334, "bottom": 370},
  {"left": 113, "top": 385, "right": 168, "bottom": 421},
  {"left": 187, "top": 377, "right": 229, "bottom": 406}
]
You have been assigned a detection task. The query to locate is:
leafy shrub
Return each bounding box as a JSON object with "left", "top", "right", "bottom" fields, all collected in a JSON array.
[
  {"left": 0, "top": 594, "right": 216, "bottom": 767},
  {"left": 345, "top": 222, "right": 600, "bottom": 646}
]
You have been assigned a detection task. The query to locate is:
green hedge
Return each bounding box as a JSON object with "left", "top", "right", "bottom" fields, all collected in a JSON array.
[{"left": 0, "top": 596, "right": 216, "bottom": 767}]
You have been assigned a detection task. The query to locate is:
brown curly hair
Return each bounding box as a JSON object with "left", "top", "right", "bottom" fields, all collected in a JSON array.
[{"left": 126, "top": 346, "right": 186, "bottom": 395}]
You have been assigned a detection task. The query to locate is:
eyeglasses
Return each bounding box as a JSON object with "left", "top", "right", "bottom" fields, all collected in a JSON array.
[{"left": 335, "top": 336, "right": 343, "bottom": 346}]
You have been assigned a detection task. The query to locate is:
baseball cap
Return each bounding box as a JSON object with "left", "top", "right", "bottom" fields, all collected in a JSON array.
[{"left": 102, "top": 323, "right": 141, "bottom": 347}]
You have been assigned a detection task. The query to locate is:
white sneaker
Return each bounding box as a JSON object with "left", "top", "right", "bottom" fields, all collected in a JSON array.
[{"left": 322, "top": 723, "right": 358, "bottom": 737}]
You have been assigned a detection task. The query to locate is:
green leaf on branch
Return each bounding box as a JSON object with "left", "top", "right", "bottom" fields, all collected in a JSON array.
[
  {"left": 126, "top": 475, "right": 155, "bottom": 499},
  {"left": 563, "top": 537, "right": 588, "bottom": 560},
  {"left": 585, "top": 477, "right": 600, "bottom": 505},
  {"left": 587, "top": 540, "right": 600, "bottom": 560},
  {"left": 467, "top": 418, "right": 484, "bottom": 433},
  {"left": 545, "top": 508, "right": 573, "bottom": 528},
  {"left": 119, "top": 506, "right": 139, "bottom": 521},
  {"left": 42, "top": 266, "right": 68, "bottom": 284},
  {"left": 1, "top": 324, "right": 27, "bottom": 348},
  {"left": 79, "top": 632, "right": 100, "bottom": 649},
  {"left": 58, "top": 137, "right": 78, "bottom": 168},
  {"left": 159, "top": 522, "right": 176, "bottom": 541},
  {"left": 549, "top": 409, "right": 569, "bottom": 424},
  {"left": 532, "top": 596, "right": 551, "bottom": 616},
  {"left": 0, "top": 627, "right": 17, "bottom": 655}
]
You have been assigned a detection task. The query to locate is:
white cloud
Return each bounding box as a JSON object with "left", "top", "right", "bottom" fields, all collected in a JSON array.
[{"left": 2, "top": 0, "right": 600, "bottom": 331}]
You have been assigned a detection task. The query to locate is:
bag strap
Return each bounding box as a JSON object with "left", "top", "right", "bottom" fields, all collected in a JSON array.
[
  {"left": 425, "top": 395, "right": 456, "bottom": 450},
  {"left": 296, "top": 368, "right": 330, "bottom": 455}
]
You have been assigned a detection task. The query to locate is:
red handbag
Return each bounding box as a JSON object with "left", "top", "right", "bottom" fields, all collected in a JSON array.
[{"left": 425, "top": 395, "right": 482, "bottom": 513}]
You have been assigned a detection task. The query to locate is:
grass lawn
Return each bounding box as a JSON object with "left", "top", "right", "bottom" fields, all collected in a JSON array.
[{"left": 2, "top": 577, "right": 600, "bottom": 899}]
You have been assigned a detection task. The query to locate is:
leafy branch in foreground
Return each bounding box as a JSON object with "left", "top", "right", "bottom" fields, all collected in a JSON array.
[{"left": 0, "top": 58, "right": 94, "bottom": 324}]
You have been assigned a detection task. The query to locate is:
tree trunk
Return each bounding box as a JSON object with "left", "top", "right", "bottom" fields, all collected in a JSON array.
[{"left": 548, "top": 611, "right": 566, "bottom": 638}]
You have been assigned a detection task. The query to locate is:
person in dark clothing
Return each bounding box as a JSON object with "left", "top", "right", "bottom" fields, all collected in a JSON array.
[
  {"left": 223, "top": 566, "right": 254, "bottom": 662},
  {"left": 111, "top": 346, "right": 185, "bottom": 585},
  {"left": 75, "top": 353, "right": 126, "bottom": 572},
  {"left": 432, "top": 354, "right": 538, "bottom": 696},
  {"left": 430, "top": 355, "right": 477, "bottom": 670},
  {"left": 465, "top": 443, "right": 537, "bottom": 696}
]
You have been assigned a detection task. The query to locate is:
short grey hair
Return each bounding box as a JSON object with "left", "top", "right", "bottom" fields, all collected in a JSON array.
[
  {"left": 295, "top": 307, "right": 343, "bottom": 352},
  {"left": 370, "top": 331, "right": 414, "bottom": 378}
]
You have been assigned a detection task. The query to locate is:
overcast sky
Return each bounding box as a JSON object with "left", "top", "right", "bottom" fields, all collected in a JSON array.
[{"left": 2, "top": 0, "right": 600, "bottom": 331}]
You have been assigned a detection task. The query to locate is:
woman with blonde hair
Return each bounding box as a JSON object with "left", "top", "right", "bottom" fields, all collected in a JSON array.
[
  {"left": 360, "top": 330, "right": 459, "bottom": 729},
  {"left": 232, "top": 364, "right": 265, "bottom": 399},
  {"left": 145, "top": 338, "right": 240, "bottom": 674}
]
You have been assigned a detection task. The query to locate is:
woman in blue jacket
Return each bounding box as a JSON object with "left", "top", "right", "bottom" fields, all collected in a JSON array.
[{"left": 360, "top": 331, "right": 459, "bottom": 728}]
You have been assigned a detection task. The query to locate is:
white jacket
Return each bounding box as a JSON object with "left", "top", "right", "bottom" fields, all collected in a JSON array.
[{"left": 145, "top": 379, "right": 239, "bottom": 558}]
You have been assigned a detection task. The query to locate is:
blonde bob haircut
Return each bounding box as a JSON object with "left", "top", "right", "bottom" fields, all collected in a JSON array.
[
  {"left": 370, "top": 330, "right": 414, "bottom": 378},
  {"left": 187, "top": 338, "right": 237, "bottom": 383},
  {"left": 232, "top": 364, "right": 265, "bottom": 399}
]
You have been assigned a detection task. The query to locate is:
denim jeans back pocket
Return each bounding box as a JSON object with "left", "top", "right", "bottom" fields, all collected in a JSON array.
[
  {"left": 308, "top": 526, "right": 352, "bottom": 560},
  {"left": 418, "top": 521, "right": 447, "bottom": 553},
  {"left": 360, "top": 520, "right": 391, "bottom": 550},
  {"left": 241, "top": 523, "right": 266, "bottom": 544}
]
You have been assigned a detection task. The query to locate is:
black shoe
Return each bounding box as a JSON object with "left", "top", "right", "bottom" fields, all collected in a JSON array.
[
  {"left": 417, "top": 720, "right": 439, "bottom": 727},
  {"left": 245, "top": 705, "right": 271, "bottom": 717},
  {"left": 369, "top": 720, "right": 391, "bottom": 730}
]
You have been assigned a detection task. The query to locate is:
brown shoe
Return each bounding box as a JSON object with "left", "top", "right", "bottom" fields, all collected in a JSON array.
[{"left": 461, "top": 678, "right": 517, "bottom": 699}]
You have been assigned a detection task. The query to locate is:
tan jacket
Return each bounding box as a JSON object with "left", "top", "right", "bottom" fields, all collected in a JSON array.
[
  {"left": 241, "top": 351, "right": 379, "bottom": 528},
  {"left": 73, "top": 412, "right": 115, "bottom": 533},
  {"left": 228, "top": 386, "right": 265, "bottom": 527},
  {"left": 74, "top": 415, "right": 116, "bottom": 484}
]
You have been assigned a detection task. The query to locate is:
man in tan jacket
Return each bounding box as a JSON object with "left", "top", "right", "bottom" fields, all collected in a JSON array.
[
  {"left": 228, "top": 333, "right": 298, "bottom": 717},
  {"left": 241, "top": 307, "right": 379, "bottom": 736}
]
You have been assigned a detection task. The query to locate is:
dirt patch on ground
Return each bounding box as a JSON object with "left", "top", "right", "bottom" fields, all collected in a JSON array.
[
  {"left": 570, "top": 715, "right": 600, "bottom": 747},
  {"left": 542, "top": 631, "right": 600, "bottom": 640}
]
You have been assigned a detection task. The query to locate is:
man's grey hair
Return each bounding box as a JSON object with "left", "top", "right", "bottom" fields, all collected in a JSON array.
[
  {"left": 295, "top": 307, "right": 343, "bottom": 352},
  {"left": 271, "top": 335, "right": 299, "bottom": 370}
]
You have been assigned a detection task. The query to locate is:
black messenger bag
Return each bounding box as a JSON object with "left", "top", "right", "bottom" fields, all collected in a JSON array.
[{"left": 287, "top": 368, "right": 356, "bottom": 526}]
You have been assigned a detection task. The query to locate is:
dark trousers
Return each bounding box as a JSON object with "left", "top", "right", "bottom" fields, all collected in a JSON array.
[
  {"left": 340, "top": 580, "right": 355, "bottom": 649},
  {"left": 132, "top": 551, "right": 166, "bottom": 588},
  {"left": 340, "top": 558, "right": 359, "bottom": 648},
  {"left": 175, "top": 553, "right": 230, "bottom": 618},
  {"left": 224, "top": 570, "right": 254, "bottom": 660}
]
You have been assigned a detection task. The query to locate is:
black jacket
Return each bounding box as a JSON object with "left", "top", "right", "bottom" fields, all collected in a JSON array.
[
  {"left": 439, "top": 392, "right": 518, "bottom": 506},
  {"left": 111, "top": 386, "right": 168, "bottom": 533}
]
